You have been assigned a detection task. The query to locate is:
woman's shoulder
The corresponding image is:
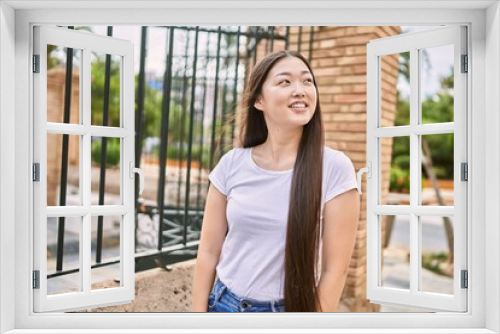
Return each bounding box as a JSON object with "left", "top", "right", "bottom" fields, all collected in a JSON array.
[
  {"left": 217, "top": 147, "right": 249, "bottom": 168},
  {"left": 323, "top": 146, "right": 349, "bottom": 160},
  {"left": 322, "top": 146, "right": 355, "bottom": 169},
  {"left": 223, "top": 147, "right": 248, "bottom": 160}
]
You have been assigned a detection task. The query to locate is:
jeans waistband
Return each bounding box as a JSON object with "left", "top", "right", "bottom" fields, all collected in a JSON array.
[{"left": 212, "top": 278, "right": 285, "bottom": 309}]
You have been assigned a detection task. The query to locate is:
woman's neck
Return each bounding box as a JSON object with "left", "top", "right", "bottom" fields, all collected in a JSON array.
[{"left": 254, "top": 127, "right": 302, "bottom": 170}]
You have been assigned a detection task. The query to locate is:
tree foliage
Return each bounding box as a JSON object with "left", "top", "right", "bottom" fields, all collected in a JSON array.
[{"left": 391, "top": 55, "right": 454, "bottom": 192}]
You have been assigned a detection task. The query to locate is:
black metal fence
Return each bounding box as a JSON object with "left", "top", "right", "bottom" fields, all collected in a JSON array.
[{"left": 49, "top": 25, "right": 316, "bottom": 279}]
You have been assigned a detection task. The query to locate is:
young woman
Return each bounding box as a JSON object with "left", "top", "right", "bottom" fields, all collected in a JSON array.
[{"left": 191, "top": 50, "right": 360, "bottom": 312}]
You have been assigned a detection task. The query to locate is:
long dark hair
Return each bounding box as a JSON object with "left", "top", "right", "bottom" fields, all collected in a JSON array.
[{"left": 239, "top": 51, "right": 324, "bottom": 312}]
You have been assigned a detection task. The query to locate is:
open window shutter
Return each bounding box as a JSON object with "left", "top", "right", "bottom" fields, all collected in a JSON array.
[
  {"left": 365, "top": 26, "right": 467, "bottom": 312},
  {"left": 33, "top": 26, "right": 136, "bottom": 312}
]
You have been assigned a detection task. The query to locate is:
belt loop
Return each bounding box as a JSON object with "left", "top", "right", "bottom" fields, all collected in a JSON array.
[
  {"left": 271, "top": 300, "right": 277, "bottom": 312},
  {"left": 215, "top": 282, "right": 227, "bottom": 303}
]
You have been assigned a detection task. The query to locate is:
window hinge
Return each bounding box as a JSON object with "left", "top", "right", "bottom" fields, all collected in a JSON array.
[
  {"left": 461, "top": 162, "right": 468, "bottom": 181},
  {"left": 33, "top": 163, "right": 40, "bottom": 182},
  {"left": 461, "top": 54, "right": 468, "bottom": 73},
  {"left": 461, "top": 270, "right": 468, "bottom": 289},
  {"left": 33, "top": 270, "right": 40, "bottom": 289},
  {"left": 33, "top": 54, "right": 40, "bottom": 73}
]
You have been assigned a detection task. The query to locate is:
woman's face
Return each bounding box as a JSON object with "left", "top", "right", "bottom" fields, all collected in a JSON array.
[{"left": 254, "top": 56, "right": 317, "bottom": 130}]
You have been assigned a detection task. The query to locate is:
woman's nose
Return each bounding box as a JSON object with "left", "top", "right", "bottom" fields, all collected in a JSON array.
[{"left": 292, "top": 85, "right": 305, "bottom": 96}]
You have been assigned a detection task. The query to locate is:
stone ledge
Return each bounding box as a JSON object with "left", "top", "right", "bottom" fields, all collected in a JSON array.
[
  {"left": 76, "top": 259, "right": 378, "bottom": 313},
  {"left": 77, "top": 259, "right": 196, "bottom": 313}
]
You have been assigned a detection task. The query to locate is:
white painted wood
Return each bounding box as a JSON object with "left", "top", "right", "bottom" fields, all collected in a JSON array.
[
  {"left": 453, "top": 26, "right": 468, "bottom": 314},
  {"left": 46, "top": 207, "right": 89, "bottom": 217},
  {"left": 372, "top": 205, "right": 454, "bottom": 216},
  {"left": 485, "top": 3, "right": 500, "bottom": 333},
  {"left": 4, "top": 0, "right": 497, "bottom": 10},
  {"left": 81, "top": 46, "right": 92, "bottom": 300},
  {"left": 39, "top": 26, "right": 131, "bottom": 56},
  {"left": 0, "top": 3, "right": 17, "bottom": 333},
  {"left": 33, "top": 26, "right": 135, "bottom": 313},
  {"left": 373, "top": 123, "right": 454, "bottom": 137},
  {"left": 46, "top": 123, "right": 132, "bottom": 138},
  {"left": 366, "top": 26, "right": 467, "bottom": 312},
  {"left": 366, "top": 33, "right": 379, "bottom": 310},
  {"left": 90, "top": 206, "right": 129, "bottom": 216},
  {"left": 412, "top": 206, "right": 455, "bottom": 216},
  {"left": 32, "top": 25, "right": 49, "bottom": 313},
  {"left": 121, "top": 37, "right": 135, "bottom": 299},
  {"left": 90, "top": 126, "right": 132, "bottom": 138},
  {"left": 409, "top": 44, "right": 419, "bottom": 304},
  {"left": 372, "top": 205, "right": 411, "bottom": 215},
  {"left": 412, "top": 123, "right": 455, "bottom": 135},
  {"left": 46, "top": 123, "right": 87, "bottom": 135},
  {"left": 8, "top": 6, "right": 491, "bottom": 333}
]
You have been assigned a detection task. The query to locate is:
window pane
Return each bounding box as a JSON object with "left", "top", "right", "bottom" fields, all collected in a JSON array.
[
  {"left": 47, "top": 45, "right": 81, "bottom": 124},
  {"left": 47, "top": 216, "right": 81, "bottom": 295},
  {"left": 381, "top": 52, "right": 409, "bottom": 127},
  {"left": 381, "top": 215, "right": 410, "bottom": 291},
  {"left": 420, "top": 216, "right": 454, "bottom": 295},
  {"left": 91, "top": 215, "right": 121, "bottom": 290},
  {"left": 91, "top": 137, "right": 121, "bottom": 205},
  {"left": 421, "top": 133, "right": 454, "bottom": 206},
  {"left": 420, "top": 44, "right": 454, "bottom": 124},
  {"left": 91, "top": 52, "right": 121, "bottom": 127},
  {"left": 381, "top": 136, "right": 410, "bottom": 205},
  {"left": 47, "top": 133, "right": 80, "bottom": 206}
]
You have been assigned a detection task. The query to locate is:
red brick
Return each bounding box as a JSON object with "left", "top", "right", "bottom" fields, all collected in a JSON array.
[
  {"left": 333, "top": 94, "right": 367, "bottom": 104},
  {"left": 327, "top": 141, "right": 366, "bottom": 152},
  {"left": 314, "top": 67, "right": 342, "bottom": 77},
  {"left": 331, "top": 113, "right": 367, "bottom": 122},
  {"left": 319, "top": 39, "right": 337, "bottom": 48},
  {"left": 314, "top": 27, "right": 346, "bottom": 40},
  {"left": 336, "top": 34, "right": 374, "bottom": 46},
  {"left": 337, "top": 56, "right": 367, "bottom": 66},
  {"left": 313, "top": 48, "right": 348, "bottom": 59},
  {"left": 334, "top": 75, "right": 366, "bottom": 84},
  {"left": 324, "top": 122, "right": 366, "bottom": 132},
  {"left": 352, "top": 84, "right": 367, "bottom": 93},
  {"left": 353, "top": 65, "right": 366, "bottom": 75},
  {"left": 317, "top": 85, "right": 343, "bottom": 94}
]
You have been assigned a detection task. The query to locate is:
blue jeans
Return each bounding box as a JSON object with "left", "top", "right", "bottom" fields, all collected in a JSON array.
[{"left": 208, "top": 278, "right": 285, "bottom": 312}]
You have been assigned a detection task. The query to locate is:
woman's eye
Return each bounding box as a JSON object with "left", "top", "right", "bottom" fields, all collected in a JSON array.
[
  {"left": 279, "top": 80, "right": 290, "bottom": 84},
  {"left": 304, "top": 78, "right": 313, "bottom": 83}
]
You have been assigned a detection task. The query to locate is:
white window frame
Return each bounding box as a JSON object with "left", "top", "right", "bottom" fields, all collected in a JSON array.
[
  {"left": 33, "top": 26, "right": 136, "bottom": 313},
  {"left": 366, "top": 26, "right": 467, "bottom": 312},
  {"left": 0, "top": 2, "right": 498, "bottom": 333}
]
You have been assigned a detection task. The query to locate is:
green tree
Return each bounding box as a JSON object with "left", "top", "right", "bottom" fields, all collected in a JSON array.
[
  {"left": 391, "top": 55, "right": 454, "bottom": 192},
  {"left": 90, "top": 53, "right": 121, "bottom": 127}
]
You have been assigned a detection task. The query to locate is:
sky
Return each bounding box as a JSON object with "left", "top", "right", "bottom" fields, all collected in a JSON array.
[
  {"left": 398, "top": 26, "right": 454, "bottom": 100},
  {"left": 87, "top": 25, "right": 453, "bottom": 101}
]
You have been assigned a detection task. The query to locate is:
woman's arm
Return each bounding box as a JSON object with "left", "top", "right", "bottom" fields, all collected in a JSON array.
[
  {"left": 191, "top": 185, "right": 228, "bottom": 312},
  {"left": 316, "top": 189, "right": 360, "bottom": 312}
]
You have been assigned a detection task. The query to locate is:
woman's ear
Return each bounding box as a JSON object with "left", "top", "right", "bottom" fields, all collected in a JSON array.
[{"left": 254, "top": 97, "right": 263, "bottom": 111}]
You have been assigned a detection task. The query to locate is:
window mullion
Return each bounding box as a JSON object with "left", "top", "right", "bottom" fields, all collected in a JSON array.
[
  {"left": 82, "top": 47, "right": 92, "bottom": 295},
  {"left": 90, "top": 205, "right": 129, "bottom": 216},
  {"left": 409, "top": 46, "right": 420, "bottom": 295}
]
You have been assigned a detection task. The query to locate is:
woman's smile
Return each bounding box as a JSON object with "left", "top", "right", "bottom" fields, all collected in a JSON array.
[{"left": 289, "top": 100, "right": 309, "bottom": 112}]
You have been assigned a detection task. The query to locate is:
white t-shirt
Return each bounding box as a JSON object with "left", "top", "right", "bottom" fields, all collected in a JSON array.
[{"left": 208, "top": 146, "right": 357, "bottom": 301}]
